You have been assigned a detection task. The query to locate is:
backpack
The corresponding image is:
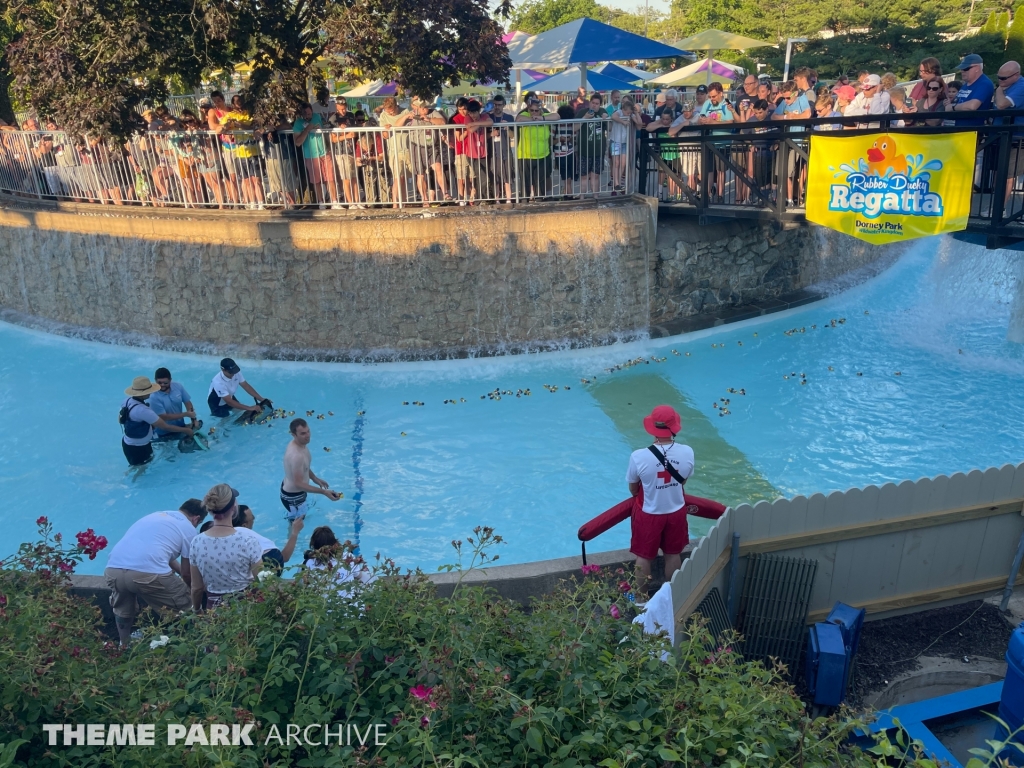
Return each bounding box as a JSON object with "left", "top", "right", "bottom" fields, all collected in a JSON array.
[{"left": 119, "top": 401, "right": 150, "bottom": 439}]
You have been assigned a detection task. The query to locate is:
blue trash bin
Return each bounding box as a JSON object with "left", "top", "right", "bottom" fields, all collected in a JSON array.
[{"left": 997, "top": 623, "right": 1024, "bottom": 764}]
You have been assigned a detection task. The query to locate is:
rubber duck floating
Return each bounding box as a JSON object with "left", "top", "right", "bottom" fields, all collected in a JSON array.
[{"left": 866, "top": 138, "right": 908, "bottom": 177}]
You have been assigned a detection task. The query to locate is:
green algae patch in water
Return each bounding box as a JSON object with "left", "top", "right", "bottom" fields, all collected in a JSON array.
[{"left": 588, "top": 371, "right": 780, "bottom": 517}]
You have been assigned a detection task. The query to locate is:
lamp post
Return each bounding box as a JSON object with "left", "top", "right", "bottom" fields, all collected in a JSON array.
[{"left": 783, "top": 37, "right": 808, "bottom": 82}]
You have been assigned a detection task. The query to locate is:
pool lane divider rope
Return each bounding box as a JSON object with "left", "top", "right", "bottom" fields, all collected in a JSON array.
[{"left": 350, "top": 400, "right": 365, "bottom": 555}]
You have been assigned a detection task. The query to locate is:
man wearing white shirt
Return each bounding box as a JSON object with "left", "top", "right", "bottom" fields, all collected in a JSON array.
[
  {"left": 207, "top": 357, "right": 270, "bottom": 418},
  {"left": 234, "top": 504, "right": 305, "bottom": 572},
  {"left": 104, "top": 500, "right": 207, "bottom": 644},
  {"left": 845, "top": 74, "right": 891, "bottom": 126},
  {"left": 626, "top": 405, "right": 695, "bottom": 588}
]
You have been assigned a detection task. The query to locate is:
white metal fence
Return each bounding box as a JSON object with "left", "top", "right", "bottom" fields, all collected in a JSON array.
[{"left": 0, "top": 119, "right": 637, "bottom": 210}]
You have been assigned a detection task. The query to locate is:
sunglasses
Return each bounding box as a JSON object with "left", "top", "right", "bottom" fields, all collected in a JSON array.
[
  {"left": 927, "top": 85, "right": 942, "bottom": 91},
  {"left": 999, "top": 74, "right": 1017, "bottom": 81}
]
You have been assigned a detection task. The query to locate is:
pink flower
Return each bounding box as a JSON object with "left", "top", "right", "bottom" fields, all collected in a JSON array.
[
  {"left": 57, "top": 563, "right": 74, "bottom": 574},
  {"left": 420, "top": 716, "right": 430, "bottom": 728},
  {"left": 429, "top": 701, "right": 437, "bottom": 710},
  {"left": 384, "top": 656, "right": 396, "bottom": 663},
  {"left": 581, "top": 564, "right": 601, "bottom": 575},
  {"left": 36, "top": 516, "right": 48, "bottom": 526},
  {"left": 390, "top": 716, "right": 401, "bottom": 726},
  {"left": 619, "top": 581, "right": 631, "bottom": 592},
  {"left": 609, "top": 605, "right": 621, "bottom": 619},
  {"left": 409, "top": 685, "right": 433, "bottom": 700}
]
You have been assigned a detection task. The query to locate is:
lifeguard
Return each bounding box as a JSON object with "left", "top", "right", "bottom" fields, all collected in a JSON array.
[{"left": 626, "top": 405, "right": 695, "bottom": 589}]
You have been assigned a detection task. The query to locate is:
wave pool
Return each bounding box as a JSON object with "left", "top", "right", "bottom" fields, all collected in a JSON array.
[{"left": 2, "top": 236, "right": 1023, "bottom": 574}]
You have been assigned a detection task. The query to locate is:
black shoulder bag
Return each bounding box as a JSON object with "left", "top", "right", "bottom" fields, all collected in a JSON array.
[{"left": 648, "top": 445, "right": 687, "bottom": 486}]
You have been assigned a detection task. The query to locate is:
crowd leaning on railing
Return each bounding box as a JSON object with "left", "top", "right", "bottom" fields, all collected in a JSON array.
[
  {"left": 2, "top": 52, "right": 1021, "bottom": 213},
  {"left": 0, "top": 86, "right": 643, "bottom": 210},
  {"left": 640, "top": 53, "right": 1024, "bottom": 210}
]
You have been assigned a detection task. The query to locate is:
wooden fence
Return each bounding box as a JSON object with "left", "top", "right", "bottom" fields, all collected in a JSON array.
[{"left": 671, "top": 463, "right": 1024, "bottom": 635}]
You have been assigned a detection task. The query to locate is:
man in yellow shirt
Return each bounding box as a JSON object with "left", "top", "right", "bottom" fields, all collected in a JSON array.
[{"left": 515, "top": 99, "right": 558, "bottom": 200}]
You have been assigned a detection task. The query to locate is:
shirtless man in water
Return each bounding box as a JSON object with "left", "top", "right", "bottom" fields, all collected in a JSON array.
[{"left": 281, "top": 418, "right": 342, "bottom": 520}]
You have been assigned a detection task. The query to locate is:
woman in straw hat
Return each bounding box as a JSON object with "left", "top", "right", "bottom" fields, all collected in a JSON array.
[
  {"left": 626, "top": 405, "right": 695, "bottom": 590},
  {"left": 120, "top": 376, "right": 194, "bottom": 466}
]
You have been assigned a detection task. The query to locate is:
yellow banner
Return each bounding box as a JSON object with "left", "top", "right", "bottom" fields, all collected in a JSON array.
[{"left": 805, "top": 132, "right": 975, "bottom": 244}]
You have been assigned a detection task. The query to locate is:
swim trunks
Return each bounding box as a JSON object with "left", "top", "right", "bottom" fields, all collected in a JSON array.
[{"left": 279, "top": 484, "right": 308, "bottom": 521}]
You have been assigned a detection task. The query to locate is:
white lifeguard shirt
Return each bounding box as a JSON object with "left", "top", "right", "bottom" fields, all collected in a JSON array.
[
  {"left": 626, "top": 442, "right": 695, "bottom": 514},
  {"left": 209, "top": 371, "right": 246, "bottom": 407}
]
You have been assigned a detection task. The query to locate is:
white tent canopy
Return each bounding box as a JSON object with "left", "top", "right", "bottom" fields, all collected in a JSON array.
[
  {"left": 344, "top": 80, "right": 387, "bottom": 97},
  {"left": 647, "top": 58, "right": 744, "bottom": 86}
]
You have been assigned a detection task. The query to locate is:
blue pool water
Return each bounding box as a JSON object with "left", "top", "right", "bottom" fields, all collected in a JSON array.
[{"left": 2, "top": 236, "right": 1023, "bottom": 574}]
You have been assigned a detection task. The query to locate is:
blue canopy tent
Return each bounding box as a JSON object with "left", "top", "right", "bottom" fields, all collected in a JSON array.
[
  {"left": 594, "top": 62, "right": 654, "bottom": 83},
  {"left": 528, "top": 66, "right": 640, "bottom": 93},
  {"left": 507, "top": 18, "right": 689, "bottom": 92}
]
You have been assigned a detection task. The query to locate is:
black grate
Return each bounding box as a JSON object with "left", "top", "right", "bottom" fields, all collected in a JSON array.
[
  {"left": 737, "top": 553, "right": 818, "bottom": 675},
  {"left": 689, "top": 587, "right": 733, "bottom": 646}
]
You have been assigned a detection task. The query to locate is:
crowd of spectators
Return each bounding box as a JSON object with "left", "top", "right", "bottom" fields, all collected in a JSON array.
[
  {"left": 103, "top": 485, "right": 371, "bottom": 645},
  {"left": 2, "top": 53, "right": 1022, "bottom": 211},
  {"left": 641, "top": 54, "right": 1024, "bottom": 207},
  {"left": 0, "top": 87, "right": 633, "bottom": 209}
]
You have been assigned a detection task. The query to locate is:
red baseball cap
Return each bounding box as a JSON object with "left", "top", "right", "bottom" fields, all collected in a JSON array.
[{"left": 643, "top": 405, "right": 681, "bottom": 438}]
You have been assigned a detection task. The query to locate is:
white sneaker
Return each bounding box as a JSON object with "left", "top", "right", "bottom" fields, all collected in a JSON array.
[
  {"left": 318, "top": 203, "right": 327, "bottom": 210},
  {"left": 331, "top": 202, "right": 346, "bottom": 210},
  {"left": 255, "top": 203, "right": 265, "bottom": 211},
  {"left": 459, "top": 200, "right": 467, "bottom": 207},
  {"left": 353, "top": 203, "right": 366, "bottom": 209}
]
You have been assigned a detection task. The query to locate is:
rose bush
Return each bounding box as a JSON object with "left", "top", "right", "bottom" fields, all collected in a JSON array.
[{"left": 0, "top": 523, "right": 936, "bottom": 767}]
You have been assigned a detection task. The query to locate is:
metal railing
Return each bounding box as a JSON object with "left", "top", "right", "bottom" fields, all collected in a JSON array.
[
  {"left": 638, "top": 109, "right": 1024, "bottom": 240},
  {"left": 0, "top": 118, "right": 637, "bottom": 211}
]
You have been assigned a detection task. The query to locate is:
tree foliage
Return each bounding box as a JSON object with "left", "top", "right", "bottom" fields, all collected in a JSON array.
[
  {"left": 4, "top": 0, "right": 511, "bottom": 138},
  {"left": 0, "top": 522, "right": 881, "bottom": 768},
  {"left": 5, "top": 0, "right": 243, "bottom": 138},
  {"left": 324, "top": 0, "right": 511, "bottom": 102},
  {"left": 1006, "top": 9, "right": 1024, "bottom": 67},
  {"left": 509, "top": 0, "right": 609, "bottom": 33}
]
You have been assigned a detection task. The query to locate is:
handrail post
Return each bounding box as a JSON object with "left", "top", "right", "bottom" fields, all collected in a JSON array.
[
  {"left": 639, "top": 132, "right": 648, "bottom": 196},
  {"left": 991, "top": 125, "right": 1013, "bottom": 227},
  {"left": 776, "top": 132, "right": 788, "bottom": 217},
  {"left": 699, "top": 129, "right": 710, "bottom": 215}
]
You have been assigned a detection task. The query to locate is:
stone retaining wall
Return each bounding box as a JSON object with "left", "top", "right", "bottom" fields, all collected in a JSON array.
[
  {"left": 0, "top": 197, "right": 903, "bottom": 359},
  {"left": 650, "top": 217, "right": 901, "bottom": 325},
  {"left": 0, "top": 198, "right": 657, "bottom": 360}
]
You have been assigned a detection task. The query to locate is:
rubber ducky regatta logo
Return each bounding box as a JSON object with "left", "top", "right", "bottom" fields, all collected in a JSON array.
[{"left": 826, "top": 138, "right": 945, "bottom": 219}]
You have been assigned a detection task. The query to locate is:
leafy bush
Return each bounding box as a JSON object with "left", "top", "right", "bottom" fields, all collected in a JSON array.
[{"left": 0, "top": 523, "right": 889, "bottom": 767}]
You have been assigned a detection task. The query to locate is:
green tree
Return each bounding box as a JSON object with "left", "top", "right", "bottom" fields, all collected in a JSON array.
[
  {"left": 0, "top": 17, "right": 17, "bottom": 125},
  {"left": 982, "top": 9, "right": 999, "bottom": 32},
  {"left": 6, "top": 0, "right": 243, "bottom": 138},
  {"left": 324, "top": 0, "right": 510, "bottom": 105},
  {"left": 607, "top": 7, "right": 664, "bottom": 36},
  {"left": 1006, "top": 10, "right": 1024, "bottom": 63},
  {"left": 508, "top": 0, "right": 609, "bottom": 33}
]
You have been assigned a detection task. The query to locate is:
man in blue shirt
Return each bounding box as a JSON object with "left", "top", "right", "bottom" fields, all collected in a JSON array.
[
  {"left": 697, "top": 82, "right": 736, "bottom": 203},
  {"left": 150, "top": 367, "right": 199, "bottom": 440},
  {"left": 994, "top": 61, "right": 1024, "bottom": 207},
  {"left": 772, "top": 81, "right": 812, "bottom": 206},
  {"left": 995, "top": 61, "right": 1024, "bottom": 124},
  {"left": 951, "top": 53, "right": 994, "bottom": 127}
]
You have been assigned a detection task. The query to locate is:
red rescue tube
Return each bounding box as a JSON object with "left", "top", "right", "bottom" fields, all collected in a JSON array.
[{"left": 577, "top": 489, "right": 726, "bottom": 542}]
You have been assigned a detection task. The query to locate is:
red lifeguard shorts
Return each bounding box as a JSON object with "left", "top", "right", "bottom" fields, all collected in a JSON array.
[{"left": 630, "top": 497, "right": 689, "bottom": 560}]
